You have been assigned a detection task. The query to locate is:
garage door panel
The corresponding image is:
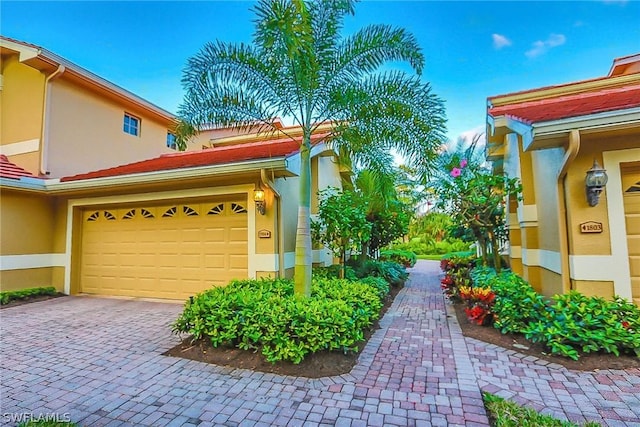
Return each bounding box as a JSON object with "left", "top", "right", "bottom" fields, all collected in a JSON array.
[
  {"left": 204, "top": 228, "right": 225, "bottom": 242},
  {"left": 230, "top": 255, "right": 248, "bottom": 269},
  {"left": 625, "top": 174, "right": 640, "bottom": 304},
  {"left": 204, "top": 254, "right": 226, "bottom": 268}
]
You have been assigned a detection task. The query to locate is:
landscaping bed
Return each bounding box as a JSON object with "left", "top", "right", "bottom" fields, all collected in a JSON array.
[
  {"left": 0, "top": 287, "right": 65, "bottom": 310},
  {"left": 442, "top": 254, "right": 640, "bottom": 371},
  {"left": 165, "top": 283, "right": 401, "bottom": 378},
  {"left": 453, "top": 301, "right": 640, "bottom": 371},
  {"left": 166, "top": 260, "right": 409, "bottom": 378}
]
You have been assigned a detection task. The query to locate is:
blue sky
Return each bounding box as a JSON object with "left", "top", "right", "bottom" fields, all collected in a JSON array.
[{"left": 2, "top": 1, "right": 639, "bottom": 143}]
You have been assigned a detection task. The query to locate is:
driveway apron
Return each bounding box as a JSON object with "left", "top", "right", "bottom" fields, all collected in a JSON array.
[{"left": 1, "top": 260, "right": 637, "bottom": 426}]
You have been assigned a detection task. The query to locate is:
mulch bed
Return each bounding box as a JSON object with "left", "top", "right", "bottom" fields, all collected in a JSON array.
[
  {"left": 0, "top": 293, "right": 66, "bottom": 310},
  {"left": 164, "top": 284, "right": 402, "bottom": 378},
  {"left": 452, "top": 302, "right": 640, "bottom": 371}
]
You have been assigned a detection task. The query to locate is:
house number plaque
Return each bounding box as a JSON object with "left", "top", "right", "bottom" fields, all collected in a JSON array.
[
  {"left": 580, "top": 221, "right": 603, "bottom": 234},
  {"left": 258, "top": 229, "right": 272, "bottom": 238}
]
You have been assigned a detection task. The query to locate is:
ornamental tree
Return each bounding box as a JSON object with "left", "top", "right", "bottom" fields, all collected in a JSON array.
[
  {"left": 311, "top": 188, "right": 371, "bottom": 277},
  {"left": 433, "top": 138, "right": 521, "bottom": 272},
  {"left": 176, "top": 0, "right": 446, "bottom": 296}
]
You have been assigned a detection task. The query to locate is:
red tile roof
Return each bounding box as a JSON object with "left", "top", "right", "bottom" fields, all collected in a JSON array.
[
  {"left": 61, "top": 134, "right": 328, "bottom": 182},
  {"left": 0, "top": 155, "right": 36, "bottom": 180},
  {"left": 488, "top": 84, "right": 640, "bottom": 124}
]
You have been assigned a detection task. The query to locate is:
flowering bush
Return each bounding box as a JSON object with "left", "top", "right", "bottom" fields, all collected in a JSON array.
[{"left": 432, "top": 143, "right": 522, "bottom": 272}]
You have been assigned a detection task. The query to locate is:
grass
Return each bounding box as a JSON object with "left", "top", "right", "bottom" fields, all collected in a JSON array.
[
  {"left": 483, "top": 393, "right": 601, "bottom": 427},
  {"left": 17, "top": 421, "right": 77, "bottom": 427},
  {"left": 416, "top": 254, "right": 444, "bottom": 260}
]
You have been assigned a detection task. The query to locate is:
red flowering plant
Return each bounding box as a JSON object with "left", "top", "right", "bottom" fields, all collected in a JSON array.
[{"left": 459, "top": 285, "right": 496, "bottom": 325}]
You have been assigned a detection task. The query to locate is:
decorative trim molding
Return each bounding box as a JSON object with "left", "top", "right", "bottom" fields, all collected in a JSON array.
[
  {"left": 0, "top": 253, "right": 66, "bottom": 271},
  {"left": 0, "top": 138, "right": 40, "bottom": 156},
  {"left": 521, "top": 248, "right": 561, "bottom": 274},
  {"left": 517, "top": 204, "right": 538, "bottom": 226},
  {"left": 253, "top": 251, "right": 296, "bottom": 271},
  {"left": 510, "top": 245, "right": 522, "bottom": 259},
  {"left": 569, "top": 255, "right": 621, "bottom": 282}
]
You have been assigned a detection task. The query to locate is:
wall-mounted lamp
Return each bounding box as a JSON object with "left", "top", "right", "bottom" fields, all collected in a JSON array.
[
  {"left": 585, "top": 159, "right": 608, "bottom": 207},
  {"left": 254, "top": 185, "right": 266, "bottom": 215}
]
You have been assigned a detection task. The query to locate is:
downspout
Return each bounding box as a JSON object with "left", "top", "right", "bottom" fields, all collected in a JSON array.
[
  {"left": 40, "top": 64, "right": 66, "bottom": 176},
  {"left": 556, "top": 129, "right": 580, "bottom": 293},
  {"left": 261, "top": 168, "right": 285, "bottom": 278}
]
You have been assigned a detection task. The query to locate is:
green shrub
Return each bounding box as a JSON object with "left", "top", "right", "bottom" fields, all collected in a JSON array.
[
  {"left": 392, "top": 238, "right": 472, "bottom": 256},
  {"left": 312, "top": 264, "right": 357, "bottom": 281},
  {"left": 379, "top": 249, "right": 417, "bottom": 268},
  {"left": 472, "top": 267, "right": 547, "bottom": 334},
  {"left": 524, "top": 292, "right": 640, "bottom": 360},
  {"left": 172, "top": 277, "right": 384, "bottom": 364},
  {"left": 357, "top": 276, "right": 390, "bottom": 300},
  {"left": 352, "top": 259, "right": 408, "bottom": 287},
  {"left": 471, "top": 267, "right": 640, "bottom": 360},
  {"left": 0, "top": 287, "right": 57, "bottom": 305},
  {"left": 17, "top": 421, "right": 77, "bottom": 427}
]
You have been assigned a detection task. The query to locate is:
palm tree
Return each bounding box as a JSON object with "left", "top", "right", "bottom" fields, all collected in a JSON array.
[{"left": 177, "top": 0, "right": 446, "bottom": 296}]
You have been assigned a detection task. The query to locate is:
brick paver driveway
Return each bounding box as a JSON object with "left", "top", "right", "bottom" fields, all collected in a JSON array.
[{"left": 1, "top": 261, "right": 638, "bottom": 426}]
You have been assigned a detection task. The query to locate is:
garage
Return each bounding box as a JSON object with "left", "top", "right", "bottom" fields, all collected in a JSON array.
[
  {"left": 79, "top": 197, "right": 248, "bottom": 300},
  {"left": 623, "top": 167, "right": 640, "bottom": 306}
]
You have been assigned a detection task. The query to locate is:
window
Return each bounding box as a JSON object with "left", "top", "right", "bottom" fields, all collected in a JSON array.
[
  {"left": 167, "top": 132, "right": 177, "bottom": 149},
  {"left": 123, "top": 113, "right": 140, "bottom": 136}
]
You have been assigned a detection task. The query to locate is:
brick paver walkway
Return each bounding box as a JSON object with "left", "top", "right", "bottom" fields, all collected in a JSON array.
[{"left": 0, "top": 261, "right": 638, "bottom": 426}]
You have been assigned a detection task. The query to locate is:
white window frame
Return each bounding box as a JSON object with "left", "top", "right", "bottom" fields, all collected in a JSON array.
[{"left": 123, "top": 113, "right": 140, "bottom": 136}]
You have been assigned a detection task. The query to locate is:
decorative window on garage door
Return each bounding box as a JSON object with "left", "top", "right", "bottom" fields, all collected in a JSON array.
[
  {"left": 231, "top": 203, "right": 247, "bottom": 214},
  {"left": 626, "top": 181, "right": 640, "bottom": 193}
]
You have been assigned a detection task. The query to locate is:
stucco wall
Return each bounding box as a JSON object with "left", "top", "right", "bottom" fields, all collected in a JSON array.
[
  {"left": 0, "top": 55, "right": 45, "bottom": 173},
  {"left": 0, "top": 190, "right": 62, "bottom": 291},
  {"left": 531, "top": 148, "right": 564, "bottom": 252},
  {"left": 1, "top": 190, "right": 55, "bottom": 255},
  {"left": 565, "top": 135, "right": 638, "bottom": 256},
  {"left": 46, "top": 78, "right": 173, "bottom": 178}
]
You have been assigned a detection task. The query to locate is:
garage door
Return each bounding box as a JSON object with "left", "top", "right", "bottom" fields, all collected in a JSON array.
[
  {"left": 80, "top": 198, "right": 248, "bottom": 300},
  {"left": 623, "top": 167, "right": 640, "bottom": 307}
]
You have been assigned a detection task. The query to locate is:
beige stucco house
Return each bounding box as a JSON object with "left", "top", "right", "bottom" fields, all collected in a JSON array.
[
  {"left": 0, "top": 37, "right": 343, "bottom": 299},
  {"left": 487, "top": 54, "right": 640, "bottom": 306}
]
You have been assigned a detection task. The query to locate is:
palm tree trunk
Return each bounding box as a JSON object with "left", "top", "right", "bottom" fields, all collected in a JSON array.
[{"left": 294, "top": 135, "right": 313, "bottom": 297}]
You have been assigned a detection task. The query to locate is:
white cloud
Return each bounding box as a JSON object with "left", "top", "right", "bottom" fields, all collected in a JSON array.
[
  {"left": 525, "top": 33, "right": 566, "bottom": 58},
  {"left": 458, "top": 125, "right": 486, "bottom": 147},
  {"left": 492, "top": 33, "right": 512, "bottom": 49}
]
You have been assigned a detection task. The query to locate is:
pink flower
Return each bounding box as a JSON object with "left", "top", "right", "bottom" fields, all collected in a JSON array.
[
  {"left": 460, "top": 159, "right": 468, "bottom": 168},
  {"left": 450, "top": 167, "right": 461, "bottom": 178}
]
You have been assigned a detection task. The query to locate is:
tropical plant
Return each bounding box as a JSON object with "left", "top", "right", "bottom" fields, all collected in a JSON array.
[
  {"left": 433, "top": 136, "right": 521, "bottom": 272},
  {"left": 172, "top": 277, "right": 384, "bottom": 363},
  {"left": 176, "top": 0, "right": 446, "bottom": 296},
  {"left": 354, "top": 169, "right": 412, "bottom": 258},
  {"left": 311, "top": 187, "right": 371, "bottom": 277}
]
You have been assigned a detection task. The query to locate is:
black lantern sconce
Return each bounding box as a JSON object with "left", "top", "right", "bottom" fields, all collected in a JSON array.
[
  {"left": 254, "top": 185, "right": 266, "bottom": 215},
  {"left": 585, "top": 159, "right": 608, "bottom": 207}
]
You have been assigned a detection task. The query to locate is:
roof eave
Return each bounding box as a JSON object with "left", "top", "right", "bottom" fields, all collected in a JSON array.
[
  {"left": 488, "top": 107, "right": 640, "bottom": 153},
  {"left": 3, "top": 158, "right": 290, "bottom": 195},
  {"left": 1, "top": 37, "right": 176, "bottom": 123}
]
